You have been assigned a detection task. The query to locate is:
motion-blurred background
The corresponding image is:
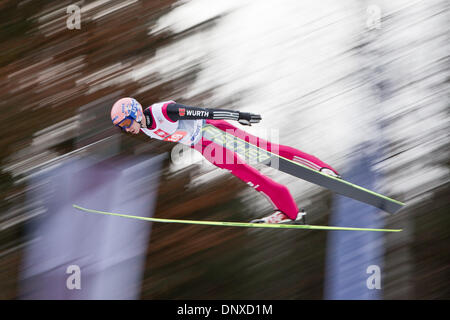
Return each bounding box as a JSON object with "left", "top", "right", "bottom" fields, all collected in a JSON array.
[{"left": 0, "top": 0, "right": 448, "bottom": 299}]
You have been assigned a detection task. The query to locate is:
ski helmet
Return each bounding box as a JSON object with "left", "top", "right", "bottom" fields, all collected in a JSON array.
[{"left": 110, "top": 97, "right": 143, "bottom": 129}]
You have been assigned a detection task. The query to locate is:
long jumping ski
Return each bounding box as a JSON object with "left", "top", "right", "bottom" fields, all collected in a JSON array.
[
  {"left": 73, "top": 205, "right": 402, "bottom": 232},
  {"left": 201, "top": 125, "right": 405, "bottom": 214}
]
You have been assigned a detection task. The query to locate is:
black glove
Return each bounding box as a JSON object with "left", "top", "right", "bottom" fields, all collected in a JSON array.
[{"left": 238, "top": 112, "right": 262, "bottom": 126}]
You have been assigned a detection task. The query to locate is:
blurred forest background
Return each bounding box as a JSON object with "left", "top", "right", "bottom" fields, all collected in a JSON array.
[{"left": 0, "top": 0, "right": 448, "bottom": 299}]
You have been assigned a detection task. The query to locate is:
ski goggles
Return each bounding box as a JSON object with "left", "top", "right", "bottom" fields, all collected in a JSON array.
[{"left": 115, "top": 116, "right": 136, "bottom": 129}]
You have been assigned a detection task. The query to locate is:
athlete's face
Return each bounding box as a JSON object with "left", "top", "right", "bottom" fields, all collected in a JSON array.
[{"left": 125, "top": 120, "right": 141, "bottom": 134}]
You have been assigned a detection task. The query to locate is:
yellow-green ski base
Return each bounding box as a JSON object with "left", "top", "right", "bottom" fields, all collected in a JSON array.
[{"left": 73, "top": 205, "right": 402, "bottom": 232}]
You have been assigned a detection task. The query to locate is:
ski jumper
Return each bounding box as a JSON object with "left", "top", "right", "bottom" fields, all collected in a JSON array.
[{"left": 140, "top": 101, "right": 339, "bottom": 220}]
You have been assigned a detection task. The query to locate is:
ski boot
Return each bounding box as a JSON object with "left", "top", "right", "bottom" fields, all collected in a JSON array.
[
  {"left": 250, "top": 209, "right": 307, "bottom": 224},
  {"left": 320, "top": 167, "right": 342, "bottom": 179}
]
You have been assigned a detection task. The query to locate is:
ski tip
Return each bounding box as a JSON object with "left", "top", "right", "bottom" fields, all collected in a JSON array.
[{"left": 73, "top": 204, "right": 84, "bottom": 211}]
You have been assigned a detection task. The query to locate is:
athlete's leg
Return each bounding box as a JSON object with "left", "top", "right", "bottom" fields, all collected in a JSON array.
[
  {"left": 206, "top": 119, "right": 340, "bottom": 175},
  {"left": 191, "top": 137, "right": 300, "bottom": 220}
]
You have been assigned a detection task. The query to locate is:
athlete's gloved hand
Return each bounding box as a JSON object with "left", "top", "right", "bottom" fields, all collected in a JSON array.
[{"left": 238, "top": 112, "right": 262, "bottom": 126}]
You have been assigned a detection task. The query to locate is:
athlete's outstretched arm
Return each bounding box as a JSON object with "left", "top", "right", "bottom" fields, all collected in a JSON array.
[{"left": 165, "top": 102, "right": 261, "bottom": 126}]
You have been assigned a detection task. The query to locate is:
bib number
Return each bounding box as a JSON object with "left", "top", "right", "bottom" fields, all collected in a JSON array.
[{"left": 164, "top": 131, "right": 187, "bottom": 142}]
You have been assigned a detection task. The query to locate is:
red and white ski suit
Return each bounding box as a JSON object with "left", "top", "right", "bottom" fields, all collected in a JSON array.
[{"left": 141, "top": 101, "right": 339, "bottom": 219}]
